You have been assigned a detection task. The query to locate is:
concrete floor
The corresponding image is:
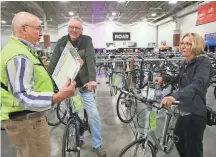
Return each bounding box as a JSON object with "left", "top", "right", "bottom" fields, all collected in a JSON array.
[{"left": 1, "top": 75, "right": 216, "bottom": 157}]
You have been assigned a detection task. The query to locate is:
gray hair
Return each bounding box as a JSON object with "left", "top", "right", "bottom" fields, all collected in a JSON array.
[
  {"left": 68, "top": 16, "right": 83, "bottom": 26},
  {"left": 12, "top": 12, "right": 38, "bottom": 34}
]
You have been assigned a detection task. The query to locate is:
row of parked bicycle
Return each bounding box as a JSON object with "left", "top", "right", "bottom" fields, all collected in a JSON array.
[{"left": 96, "top": 54, "right": 216, "bottom": 156}]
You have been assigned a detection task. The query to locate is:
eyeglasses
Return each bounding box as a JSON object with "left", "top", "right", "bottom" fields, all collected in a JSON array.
[
  {"left": 179, "top": 42, "right": 192, "bottom": 47},
  {"left": 68, "top": 26, "right": 82, "bottom": 31},
  {"left": 24, "top": 25, "right": 42, "bottom": 32}
]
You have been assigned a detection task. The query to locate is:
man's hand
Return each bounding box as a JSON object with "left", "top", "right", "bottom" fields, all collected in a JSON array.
[
  {"left": 153, "top": 77, "right": 163, "bottom": 84},
  {"left": 84, "top": 81, "right": 97, "bottom": 91},
  {"left": 52, "top": 79, "right": 76, "bottom": 103},
  {"left": 160, "top": 96, "right": 176, "bottom": 108}
]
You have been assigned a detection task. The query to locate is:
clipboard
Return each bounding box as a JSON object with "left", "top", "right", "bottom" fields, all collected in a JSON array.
[{"left": 52, "top": 41, "right": 81, "bottom": 88}]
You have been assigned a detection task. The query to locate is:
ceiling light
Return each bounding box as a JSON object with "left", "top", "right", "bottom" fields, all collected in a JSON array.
[
  {"left": 40, "top": 20, "right": 43, "bottom": 23},
  {"left": 143, "top": 18, "right": 147, "bottom": 21},
  {"left": 1, "top": 20, "right": 6, "bottom": 24},
  {"left": 69, "top": 12, "right": 74, "bottom": 16},
  {"left": 112, "top": 12, "right": 117, "bottom": 16},
  {"left": 169, "top": 1, "right": 178, "bottom": 4},
  {"left": 151, "top": 13, "right": 157, "bottom": 17}
]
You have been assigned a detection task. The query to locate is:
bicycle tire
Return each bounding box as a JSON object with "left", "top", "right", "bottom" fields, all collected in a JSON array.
[
  {"left": 1, "top": 123, "right": 5, "bottom": 131},
  {"left": 56, "top": 102, "right": 68, "bottom": 125},
  {"left": 112, "top": 86, "right": 118, "bottom": 96},
  {"left": 109, "top": 75, "right": 113, "bottom": 96},
  {"left": 117, "top": 138, "right": 156, "bottom": 157},
  {"left": 116, "top": 91, "right": 137, "bottom": 123},
  {"left": 62, "top": 119, "right": 80, "bottom": 157},
  {"left": 163, "top": 115, "right": 175, "bottom": 154},
  {"left": 47, "top": 104, "right": 62, "bottom": 126},
  {"left": 84, "top": 109, "right": 91, "bottom": 134},
  {"left": 214, "top": 86, "right": 216, "bottom": 99}
]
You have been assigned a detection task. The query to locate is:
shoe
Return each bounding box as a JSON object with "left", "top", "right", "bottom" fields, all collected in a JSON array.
[
  {"left": 79, "top": 140, "right": 85, "bottom": 147},
  {"left": 94, "top": 146, "right": 107, "bottom": 157}
]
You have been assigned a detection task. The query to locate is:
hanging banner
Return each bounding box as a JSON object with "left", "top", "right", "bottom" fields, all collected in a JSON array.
[
  {"left": 113, "top": 32, "right": 130, "bottom": 41},
  {"left": 196, "top": 1, "right": 216, "bottom": 25}
]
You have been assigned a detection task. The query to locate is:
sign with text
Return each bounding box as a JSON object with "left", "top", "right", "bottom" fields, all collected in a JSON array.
[
  {"left": 113, "top": 32, "right": 130, "bottom": 41},
  {"left": 196, "top": 1, "right": 216, "bottom": 25}
]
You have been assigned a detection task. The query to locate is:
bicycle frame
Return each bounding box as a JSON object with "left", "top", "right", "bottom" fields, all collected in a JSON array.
[
  {"left": 65, "top": 97, "right": 88, "bottom": 132},
  {"left": 142, "top": 106, "right": 179, "bottom": 152}
]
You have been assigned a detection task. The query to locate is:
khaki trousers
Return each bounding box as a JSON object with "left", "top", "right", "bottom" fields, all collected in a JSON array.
[{"left": 3, "top": 116, "right": 50, "bottom": 157}]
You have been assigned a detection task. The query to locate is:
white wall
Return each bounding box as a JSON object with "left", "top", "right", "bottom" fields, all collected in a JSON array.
[
  {"left": 58, "top": 21, "right": 156, "bottom": 48},
  {"left": 156, "top": 2, "right": 216, "bottom": 45},
  {"left": 179, "top": 12, "right": 216, "bottom": 39},
  {"left": 158, "top": 22, "right": 176, "bottom": 46},
  {"left": 1, "top": 28, "right": 58, "bottom": 47}
]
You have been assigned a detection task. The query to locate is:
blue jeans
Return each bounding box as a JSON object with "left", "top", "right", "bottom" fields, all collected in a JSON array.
[{"left": 80, "top": 91, "right": 102, "bottom": 148}]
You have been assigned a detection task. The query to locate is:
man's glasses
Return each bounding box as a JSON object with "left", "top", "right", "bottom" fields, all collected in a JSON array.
[
  {"left": 179, "top": 42, "right": 192, "bottom": 47},
  {"left": 68, "top": 26, "right": 82, "bottom": 31},
  {"left": 24, "top": 25, "right": 42, "bottom": 32}
]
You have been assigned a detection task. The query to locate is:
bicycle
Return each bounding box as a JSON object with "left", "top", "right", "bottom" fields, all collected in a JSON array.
[
  {"left": 61, "top": 86, "right": 91, "bottom": 157},
  {"left": 117, "top": 95, "right": 182, "bottom": 157}
]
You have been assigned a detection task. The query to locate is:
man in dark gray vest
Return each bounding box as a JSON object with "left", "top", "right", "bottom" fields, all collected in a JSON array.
[{"left": 48, "top": 17, "right": 107, "bottom": 157}]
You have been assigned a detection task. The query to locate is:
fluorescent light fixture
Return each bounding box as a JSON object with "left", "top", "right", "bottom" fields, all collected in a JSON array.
[
  {"left": 69, "top": 12, "right": 74, "bottom": 16},
  {"left": 112, "top": 12, "right": 117, "bottom": 16},
  {"left": 1, "top": 20, "right": 6, "bottom": 24},
  {"left": 151, "top": 13, "right": 157, "bottom": 16},
  {"left": 169, "top": 1, "right": 178, "bottom": 4}
]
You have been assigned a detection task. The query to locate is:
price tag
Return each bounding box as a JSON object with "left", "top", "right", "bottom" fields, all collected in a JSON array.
[
  {"left": 147, "top": 88, "right": 155, "bottom": 100},
  {"left": 72, "top": 95, "right": 83, "bottom": 112},
  {"left": 149, "top": 111, "right": 157, "bottom": 129},
  {"left": 114, "top": 75, "right": 119, "bottom": 86}
]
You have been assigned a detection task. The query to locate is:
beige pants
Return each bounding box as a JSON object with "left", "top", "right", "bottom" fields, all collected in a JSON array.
[{"left": 3, "top": 116, "right": 50, "bottom": 157}]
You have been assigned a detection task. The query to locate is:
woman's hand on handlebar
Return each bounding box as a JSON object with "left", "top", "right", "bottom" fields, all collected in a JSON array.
[
  {"left": 153, "top": 77, "right": 163, "bottom": 84},
  {"left": 160, "top": 96, "right": 176, "bottom": 108}
]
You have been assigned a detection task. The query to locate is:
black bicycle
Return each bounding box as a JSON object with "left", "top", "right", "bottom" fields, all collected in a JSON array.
[{"left": 61, "top": 87, "right": 91, "bottom": 157}]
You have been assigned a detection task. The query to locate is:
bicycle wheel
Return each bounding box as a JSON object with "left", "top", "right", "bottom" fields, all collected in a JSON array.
[
  {"left": 84, "top": 109, "right": 91, "bottom": 134},
  {"left": 47, "top": 103, "right": 62, "bottom": 126},
  {"left": 62, "top": 119, "right": 80, "bottom": 157},
  {"left": 163, "top": 115, "right": 175, "bottom": 154},
  {"left": 109, "top": 75, "right": 113, "bottom": 96},
  {"left": 1, "top": 122, "right": 5, "bottom": 131},
  {"left": 111, "top": 86, "right": 118, "bottom": 96},
  {"left": 214, "top": 86, "right": 216, "bottom": 99},
  {"left": 56, "top": 101, "right": 68, "bottom": 125},
  {"left": 116, "top": 91, "right": 137, "bottom": 123},
  {"left": 118, "top": 138, "right": 156, "bottom": 157}
]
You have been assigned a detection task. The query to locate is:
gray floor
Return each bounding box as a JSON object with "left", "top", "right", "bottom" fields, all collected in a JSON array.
[{"left": 1, "top": 75, "right": 216, "bottom": 157}]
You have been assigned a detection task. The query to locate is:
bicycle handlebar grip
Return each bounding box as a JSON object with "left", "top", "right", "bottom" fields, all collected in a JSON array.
[{"left": 172, "top": 101, "right": 181, "bottom": 105}]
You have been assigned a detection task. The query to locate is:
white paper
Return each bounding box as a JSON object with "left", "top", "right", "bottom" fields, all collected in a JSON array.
[{"left": 52, "top": 43, "right": 81, "bottom": 89}]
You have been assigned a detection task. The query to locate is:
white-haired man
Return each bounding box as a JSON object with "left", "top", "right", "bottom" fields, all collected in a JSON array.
[
  {"left": 48, "top": 17, "right": 107, "bottom": 157},
  {"left": 1, "top": 12, "right": 77, "bottom": 157}
]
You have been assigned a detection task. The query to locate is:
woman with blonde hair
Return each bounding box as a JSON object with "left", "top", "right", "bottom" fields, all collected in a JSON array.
[{"left": 154, "top": 33, "right": 212, "bottom": 157}]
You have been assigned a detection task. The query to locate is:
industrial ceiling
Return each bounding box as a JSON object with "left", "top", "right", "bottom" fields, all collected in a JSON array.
[{"left": 1, "top": 1, "right": 197, "bottom": 28}]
